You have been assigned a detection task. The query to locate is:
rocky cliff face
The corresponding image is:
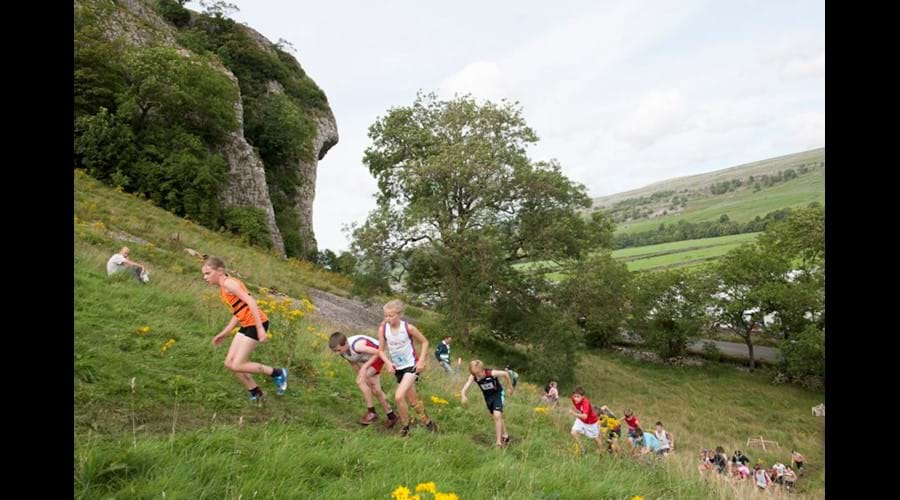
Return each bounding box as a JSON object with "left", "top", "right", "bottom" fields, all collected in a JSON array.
[{"left": 76, "top": 0, "right": 338, "bottom": 258}]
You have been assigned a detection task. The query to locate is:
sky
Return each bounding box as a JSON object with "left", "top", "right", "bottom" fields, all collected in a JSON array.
[{"left": 186, "top": 0, "right": 825, "bottom": 252}]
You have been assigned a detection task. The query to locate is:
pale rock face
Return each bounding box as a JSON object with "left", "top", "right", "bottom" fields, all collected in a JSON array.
[{"left": 76, "top": 0, "right": 339, "bottom": 258}]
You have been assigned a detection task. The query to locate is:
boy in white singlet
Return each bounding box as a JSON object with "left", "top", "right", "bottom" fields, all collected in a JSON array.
[{"left": 376, "top": 299, "right": 437, "bottom": 437}]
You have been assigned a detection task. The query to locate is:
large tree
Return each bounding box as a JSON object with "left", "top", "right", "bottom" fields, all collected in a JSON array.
[
  {"left": 707, "top": 243, "right": 791, "bottom": 371},
  {"left": 629, "top": 269, "right": 709, "bottom": 359},
  {"left": 353, "top": 93, "right": 608, "bottom": 341},
  {"left": 553, "top": 253, "right": 632, "bottom": 349}
]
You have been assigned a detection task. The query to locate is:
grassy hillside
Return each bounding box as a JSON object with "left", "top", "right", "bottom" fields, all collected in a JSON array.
[
  {"left": 617, "top": 168, "right": 824, "bottom": 236},
  {"left": 592, "top": 148, "right": 824, "bottom": 210},
  {"left": 75, "top": 172, "right": 824, "bottom": 499},
  {"left": 617, "top": 233, "right": 761, "bottom": 272}
]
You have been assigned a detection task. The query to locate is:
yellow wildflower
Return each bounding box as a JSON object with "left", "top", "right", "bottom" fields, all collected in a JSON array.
[
  {"left": 415, "top": 482, "right": 436, "bottom": 494},
  {"left": 391, "top": 485, "right": 411, "bottom": 500},
  {"left": 430, "top": 396, "right": 449, "bottom": 405}
]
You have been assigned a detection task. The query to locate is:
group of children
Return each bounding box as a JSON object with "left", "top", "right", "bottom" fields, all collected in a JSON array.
[
  {"left": 203, "top": 257, "right": 435, "bottom": 436},
  {"left": 199, "top": 255, "right": 808, "bottom": 491},
  {"left": 202, "top": 258, "right": 672, "bottom": 452},
  {"left": 561, "top": 389, "right": 674, "bottom": 458},
  {"left": 699, "top": 447, "right": 805, "bottom": 491}
]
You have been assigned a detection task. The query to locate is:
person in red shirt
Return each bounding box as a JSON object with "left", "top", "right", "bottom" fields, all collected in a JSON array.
[
  {"left": 568, "top": 387, "right": 603, "bottom": 453},
  {"left": 623, "top": 407, "right": 642, "bottom": 456}
]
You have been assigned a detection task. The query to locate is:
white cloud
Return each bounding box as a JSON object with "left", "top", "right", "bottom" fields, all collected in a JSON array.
[
  {"left": 620, "top": 90, "right": 689, "bottom": 149},
  {"left": 787, "top": 111, "right": 825, "bottom": 149},
  {"left": 783, "top": 50, "right": 825, "bottom": 79},
  {"left": 439, "top": 61, "right": 509, "bottom": 102}
]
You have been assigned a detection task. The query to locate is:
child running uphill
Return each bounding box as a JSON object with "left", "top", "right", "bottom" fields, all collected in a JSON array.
[
  {"left": 623, "top": 408, "right": 642, "bottom": 456},
  {"left": 202, "top": 257, "right": 287, "bottom": 402},
  {"left": 329, "top": 332, "right": 399, "bottom": 427},
  {"left": 569, "top": 387, "right": 604, "bottom": 453},
  {"left": 461, "top": 360, "right": 515, "bottom": 447},
  {"left": 376, "top": 299, "right": 437, "bottom": 437}
]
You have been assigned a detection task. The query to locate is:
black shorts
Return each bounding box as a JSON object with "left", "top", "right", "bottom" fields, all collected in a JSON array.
[
  {"left": 607, "top": 427, "right": 621, "bottom": 439},
  {"left": 484, "top": 390, "right": 505, "bottom": 414},
  {"left": 239, "top": 321, "right": 269, "bottom": 341},
  {"left": 395, "top": 365, "right": 420, "bottom": 384}
]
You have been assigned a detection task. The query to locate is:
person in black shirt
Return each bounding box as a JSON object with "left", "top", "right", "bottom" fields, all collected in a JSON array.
[{"left": 461, "top": 360, "right": 515, "bottom": 447}]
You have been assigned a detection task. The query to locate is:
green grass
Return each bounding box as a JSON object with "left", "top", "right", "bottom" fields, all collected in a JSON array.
[
  {"left": 618, "top": 168, "right": 825, "bottom": 235},
  {"left": 618, "top": 233, "right": 760, "bottom": 272},
  {"left": 75, "top": 173, "right": 824, "bottom": 499},
  {"left": 517, "top": 233, "right": 760, "bottom": 278},
  {"left": 75, "top": 170, "right": 352, "bottom": 298}
]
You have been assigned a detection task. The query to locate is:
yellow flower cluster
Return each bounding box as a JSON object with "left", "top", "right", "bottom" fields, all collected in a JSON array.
[
  {"left": 92, "top": 221, "right": 106, "bottom": 231},
  {"left": 415, "top": 483, "right": 436, "bottom": 494},
  {"left": 160, "top": 338, "right": 176, "bottom": 353},
  {"left": 533, "top": 406, "right": 550, "bottom": 414},
  {"left": 430, "top": 396, "right": 449, "bottom": 405},
  {"left": 392, "top": 483, "right": 458, "bottom": 500},
  {"left": 257, "top": 294, "right": 314, "bottom": 323},
  {"left": 600, "top": 415, "right": 620, "bottom": 431},
  {"left": 137, "top": 325, "right": 151, "bottom": 336},
  {"left": 391, "top": 486, "right": 411, "bottom": 500}
]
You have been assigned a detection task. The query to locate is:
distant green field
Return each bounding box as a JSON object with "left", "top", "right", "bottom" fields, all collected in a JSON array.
[
  {"left": 613, "top": 233, "right": 759, "bottom": 260},
  {"left": 617, "top": 168, "right": 824, "bottom": 235},
  {"left": 517, "top": 233, "right": 761, "bottom": 279},
  {"left": 620, "top": 233, "right": 759, "bottom": 272}
]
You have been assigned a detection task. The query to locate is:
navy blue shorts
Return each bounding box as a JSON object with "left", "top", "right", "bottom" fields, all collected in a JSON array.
[{"left": 484, "top": 390, "right": 505, "bottom": 414}]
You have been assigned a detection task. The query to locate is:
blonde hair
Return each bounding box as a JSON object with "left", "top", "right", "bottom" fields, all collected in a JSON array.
[
  {"left": 204, "top": 256, "right": 226, "bottom": 270},
  {"left": 383, "top": 299, "right": 404, "bottom": 313},
  {"left": 469, "top": 359, "right": 484, "bottom": 374}
]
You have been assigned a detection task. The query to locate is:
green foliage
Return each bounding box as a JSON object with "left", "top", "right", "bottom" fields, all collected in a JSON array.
[
  {"left": 245, "top": 93, "right": 316, "bottom": 167},
  {"left": 780, "top": 324, "right": 825, "bottom": 387},
  {"left": 156, "top": 0, "right": 191, "bottom": 27},
  {"left": 75, "top": 107, "right": 137, "bottom": 181},
  {"left": 553, "top": 253, "right": 632, "bottom": 348},
  {"left": 74, "top": 1, "right": 127, "bottom": 117},
  {"left": 118, "top": 46, "right": 238, "bottom": 145},
  {"left": 629, "top": 269, "right": 709, "bottom": 359},
  {"left": 481, "top": 272, "right": 580, "bottom": 384},
  {"left": 223, "top": 207, "right": 273, "bottom": 249}
]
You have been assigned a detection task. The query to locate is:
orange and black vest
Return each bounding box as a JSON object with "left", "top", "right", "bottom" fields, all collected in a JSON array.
[{"left": 219, "top": 277, "right": 267, "bottom": 327}]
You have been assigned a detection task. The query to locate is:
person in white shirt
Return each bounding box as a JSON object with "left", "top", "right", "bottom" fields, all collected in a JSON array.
[{"left": 106, "top": 247, "right": 149, "bottom": 283}]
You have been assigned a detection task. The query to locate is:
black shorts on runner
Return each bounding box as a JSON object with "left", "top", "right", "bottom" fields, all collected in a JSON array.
[
  {"left": 484, "top": 390, "right": 505, "bottom": 414},
  {"left": 394, "top": 365, "right": 420, "bottom": 384},
  {"left": 239, "top": 321, "right": 269, "bottom": 341}
]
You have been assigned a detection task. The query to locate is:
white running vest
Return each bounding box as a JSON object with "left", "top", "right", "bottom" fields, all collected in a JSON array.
[
  {"left": 342, "top": 335, "right": 379, "bottom": 364},
  {"left": 383, "top": 320, "right": 417, "bottom": 369}
]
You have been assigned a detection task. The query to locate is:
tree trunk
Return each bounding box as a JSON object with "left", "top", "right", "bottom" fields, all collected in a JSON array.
[{"left": 745, "top": 331, "right": 755, "bottom": 372}]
